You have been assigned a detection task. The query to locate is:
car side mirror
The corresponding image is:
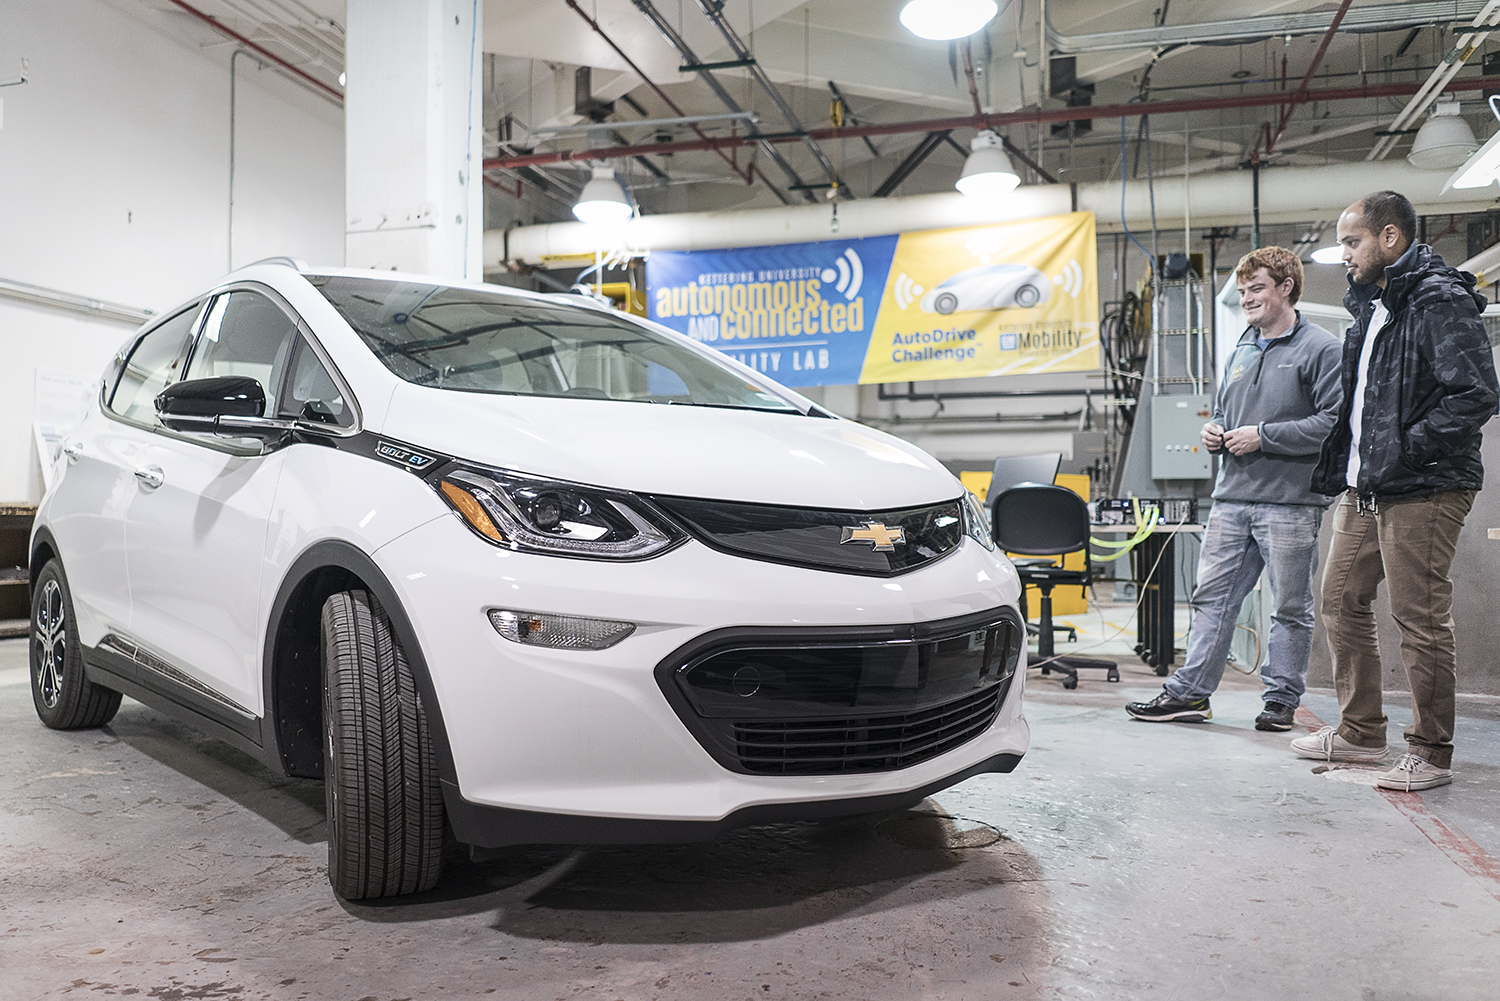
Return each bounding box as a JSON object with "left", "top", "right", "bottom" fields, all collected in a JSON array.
[{"left": 155, "top": 376, "right": 288, "bottom": 440}]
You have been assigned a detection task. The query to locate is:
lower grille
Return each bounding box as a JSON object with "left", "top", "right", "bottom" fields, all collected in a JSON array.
[
  {"left": 734, "top": 686, "right": 1001, "bottom": 775},
  {"left": 655, "top": 607, "right": 1023, "bottom": 777}
]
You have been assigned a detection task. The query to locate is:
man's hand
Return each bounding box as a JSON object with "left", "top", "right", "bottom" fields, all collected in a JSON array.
[
  {"left": 1201, "top": 422, "right": 1225, "bottom": 452},
  {"left": 1222, "top": 424, "right": 1262, "bottom": 455}
]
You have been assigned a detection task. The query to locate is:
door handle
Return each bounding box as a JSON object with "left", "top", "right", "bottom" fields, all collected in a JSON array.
[
  {"left": 134, "top": 465, "right": 164, "bottom": 489},
  {"left": 61, "top": 442, "right": 83, "bottom": 462}
]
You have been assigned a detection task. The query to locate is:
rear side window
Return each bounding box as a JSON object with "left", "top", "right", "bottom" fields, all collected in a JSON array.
[
  {"left": 108, "top": 303, "right": 201, "bottom": 423},
  {"left": 185, "top": 291, "right": 300, "bottom": 415}
]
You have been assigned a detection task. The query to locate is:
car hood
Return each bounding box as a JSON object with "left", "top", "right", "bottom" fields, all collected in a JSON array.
[{"left": 379, "top": 383, "right": 962, "bottom": 509}]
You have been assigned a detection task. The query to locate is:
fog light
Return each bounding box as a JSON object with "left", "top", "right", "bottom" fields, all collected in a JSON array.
[{"left": 488, "top": 609, "right": 635, "bottom": 650}]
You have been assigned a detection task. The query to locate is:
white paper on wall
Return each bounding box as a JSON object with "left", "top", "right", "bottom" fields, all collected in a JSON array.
[{"left": 34, "top": 369, "right": 98, "bottom": 492}]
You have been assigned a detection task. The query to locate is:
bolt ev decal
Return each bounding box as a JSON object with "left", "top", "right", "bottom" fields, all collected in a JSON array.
[{"left": 376, "top": 441, "right": 436, "bottom": 471}]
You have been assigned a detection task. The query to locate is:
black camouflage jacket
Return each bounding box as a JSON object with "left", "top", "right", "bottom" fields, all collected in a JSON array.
[{"left": 1311, "top": 243, "right": 1499, "bottom": 502}]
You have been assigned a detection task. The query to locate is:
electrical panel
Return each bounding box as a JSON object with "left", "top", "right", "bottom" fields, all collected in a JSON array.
[{"left": 1150, "top": 393, "right": 1214, "bottom": 480}]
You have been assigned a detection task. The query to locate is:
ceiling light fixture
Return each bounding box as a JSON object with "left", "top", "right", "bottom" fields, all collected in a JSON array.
[
  {"left": 955, "top": 130, "right": 1020, "bottom": 198},
  {"left": 899, "top": 0, "right": 999, "bottom": 41},
  {"left": 1309, "top": 246, "right": 1344, "bottom": 264},
  {"left": 1444, "top": 96, "right": 1500, "bottom": 192},
  {"left": 1407, "top": 100, "right": 1478, "bottom": 169},
  {"left": 572, "top": 165, "right": 634, "bottom": 225}
]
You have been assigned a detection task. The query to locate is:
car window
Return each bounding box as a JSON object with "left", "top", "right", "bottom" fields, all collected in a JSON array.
[
  {"left": 307, "top": 275, "right": 800, "bottom": 414},
  {"left": 185, "top": 291, "right": 300, "bottom": 416},
  {"left": 108, "top": 303, "right": 201, "bottom": 423},
  {"left": 278, "top": 336, "right": 355, "bottom": 428}
]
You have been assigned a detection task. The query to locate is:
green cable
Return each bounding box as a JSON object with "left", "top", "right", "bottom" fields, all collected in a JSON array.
[{"left": 1089, "top": 505, "right": 1160, "bottom": 562}]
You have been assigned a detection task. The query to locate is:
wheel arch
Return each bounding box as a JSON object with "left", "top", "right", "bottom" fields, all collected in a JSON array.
[
  {"left": 263, "top": 540, "right": 459, "bottom": 786},
  {"left": 30, "top": 526, "right": 59, "bottom": 588}
]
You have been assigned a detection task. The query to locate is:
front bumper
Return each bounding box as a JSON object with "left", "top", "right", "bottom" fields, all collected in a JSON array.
[{"left": 372, "top": 512, "right": 1029, "bottom": 846}]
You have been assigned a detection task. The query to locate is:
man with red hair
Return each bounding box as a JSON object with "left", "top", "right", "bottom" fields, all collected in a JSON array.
[{"left": 1128, "top": 246, "right": 1342, "bottom": 730}]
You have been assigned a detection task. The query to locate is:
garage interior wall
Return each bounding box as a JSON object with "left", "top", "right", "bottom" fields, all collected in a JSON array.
[{"left": 0, "top": 0, "right": 343, "bottom": 503}]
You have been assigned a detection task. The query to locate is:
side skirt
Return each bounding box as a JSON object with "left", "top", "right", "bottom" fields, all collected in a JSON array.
[{"left": 82, "top": 641, "right": 271, "bottom": 768}]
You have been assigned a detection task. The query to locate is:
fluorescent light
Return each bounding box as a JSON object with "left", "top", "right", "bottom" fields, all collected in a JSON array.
[
  {"left": 572, "top": 165, "right": 634, "bottom": 225},
  {"left": 955, "top": 130, "right": 1020, "bottom": 198},
  {"left": 1310, "top": 246, "right": 1344, "bottom": 264},
  {"left": 1443, "top": 127, "right": 1500, "bottom": 192},
  {"left": 900, "top": 0, "right": 998, "bottom": 41}
]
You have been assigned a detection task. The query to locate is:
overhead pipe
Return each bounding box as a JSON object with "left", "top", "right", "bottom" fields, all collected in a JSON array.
[
  {"left": 485, "top": 74, "right": 1500, "bottom": 173},
  {"left": 688, "top": 0, "right": 841, "bottom": 189},
  {"left": 558, "top": 0, "right": 766, "bottom": 197},
  {"left": 497, "top": 158, "right": 1500, "bottom": 266},
  {"left": 1266, "top": 0, "right": 1353, "bottom": 153},
  {"left": 1046, "top": 0, "right": 1493, "bottom": 54},
  {"left": 625, "top": 0, "right": 809, "bottom": 203},
  {"left": 161, "top": 0, "right": 342, "bottom": 103}
]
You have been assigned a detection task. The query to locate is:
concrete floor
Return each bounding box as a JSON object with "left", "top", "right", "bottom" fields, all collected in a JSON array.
[{"left": 4, "top": 615, "right": 1500, "bottom": 1001}]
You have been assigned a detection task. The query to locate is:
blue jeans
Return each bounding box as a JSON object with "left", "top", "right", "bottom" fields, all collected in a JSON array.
[{"left": 1162, "top": 501, "right": 1323, "bottom": 708}]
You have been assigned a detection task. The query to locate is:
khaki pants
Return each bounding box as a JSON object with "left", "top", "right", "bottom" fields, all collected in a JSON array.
[{"left": 1320, "top": 489, "right": 1474, "bottom": 768}]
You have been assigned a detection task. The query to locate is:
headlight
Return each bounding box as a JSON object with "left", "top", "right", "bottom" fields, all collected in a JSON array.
[
  {"left": 963, "top": 491, "right": 996, "bottom": 551},
  {"left": 437, "top": 467, "right": 684, "bottom": 560}
]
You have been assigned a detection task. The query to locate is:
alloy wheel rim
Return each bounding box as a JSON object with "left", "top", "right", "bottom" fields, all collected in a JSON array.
[{"left": 34, "top": 579, "right": 65, "bottom": 709}]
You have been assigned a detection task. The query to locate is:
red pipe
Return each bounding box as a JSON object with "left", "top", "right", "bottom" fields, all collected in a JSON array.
[
  {"left": 162, "top": 0, "right": 343, "bottom": 103},
  {"left": 1269, "top": 0, "right": 1354, "bottom": 152},
  {"left": 485, "top": 74, "right": 1500, "bottom": 172}
]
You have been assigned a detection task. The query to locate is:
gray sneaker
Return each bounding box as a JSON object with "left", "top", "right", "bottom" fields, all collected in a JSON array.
[
  {"left": 1375, "top": 753, "right": 1453, "bottom": 791},
  {"left": 1290, "top": 725, "right": 1388, "bottom": 762}
]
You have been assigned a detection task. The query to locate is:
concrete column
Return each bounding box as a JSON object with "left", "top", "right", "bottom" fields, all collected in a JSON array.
[{"left": 345, "top": 0, "right": 483, "bottom": 279}]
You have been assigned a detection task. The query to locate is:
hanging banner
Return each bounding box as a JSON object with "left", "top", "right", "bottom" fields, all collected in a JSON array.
[{"left": 644, "top": 211, "right": 1100, "bottom": 387}]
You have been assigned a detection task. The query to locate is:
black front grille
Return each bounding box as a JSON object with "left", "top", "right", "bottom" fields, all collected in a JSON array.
[
  {"left": 734, "top": 686, "right": 1002, "bottom": 775},
  {"left": 649, "top": 494, "right": 965, "bottom": 576},
  {"left": 655, "top": 607, "right": 1023, "bottom": 776}
]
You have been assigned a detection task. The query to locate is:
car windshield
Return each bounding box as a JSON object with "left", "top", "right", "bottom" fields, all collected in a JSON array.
[{"left": 308, "top": 275, "right": 800, "bottom": 413}]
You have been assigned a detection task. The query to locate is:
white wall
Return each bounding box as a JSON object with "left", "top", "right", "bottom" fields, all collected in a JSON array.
[{"left": 0, "top": 0, "right": 343, "bottom": 502}]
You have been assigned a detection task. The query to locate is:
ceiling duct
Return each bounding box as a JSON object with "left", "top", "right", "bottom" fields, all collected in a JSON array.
[{"left": 498, "top": 160, "right": 1500, "bottom": 265}]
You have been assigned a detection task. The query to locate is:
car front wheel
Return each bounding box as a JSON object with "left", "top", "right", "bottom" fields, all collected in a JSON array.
[
  {"left": 321, "top": 589, "right": 445, "bottom": 899},
  {"left": 1013, "top": 284, "right": 1041, "bottom": 308},
  {"left": 31, "top": 559, "right": 121, "bottom": 730}
]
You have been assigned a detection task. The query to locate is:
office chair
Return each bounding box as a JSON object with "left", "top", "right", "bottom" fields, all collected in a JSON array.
[
  {"left": 992, "top": 482, "right": 1119, "bottom": 690},
  {"left": 987, "top": 452, "right": 1062, "bottom": 501},
  {"left": 986, "top": 452, "right": 1075, "bottom": 645}
]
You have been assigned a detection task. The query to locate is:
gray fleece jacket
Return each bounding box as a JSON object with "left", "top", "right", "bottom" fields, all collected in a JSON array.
[{"left": 1209, "top": 311, "right": 1343, "bottom": 507}]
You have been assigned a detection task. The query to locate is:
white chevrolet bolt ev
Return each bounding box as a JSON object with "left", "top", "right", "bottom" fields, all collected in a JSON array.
[{"left": 29, "top": 259, "right": 1029, "bottom": 899}]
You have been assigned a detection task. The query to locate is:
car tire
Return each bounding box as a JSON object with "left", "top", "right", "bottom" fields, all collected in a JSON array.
[
  {"left": 933, "top": 292, "right": 958, "bottom": 315},
  {"left": 31, "top": 560, "right": 122, "bottom": 730},
  {"left": 1014, "top": 284, "right": 1041, "bottom": 308},
  {"left": 321, "top": 589, "right": 445, "bottom": 900}
]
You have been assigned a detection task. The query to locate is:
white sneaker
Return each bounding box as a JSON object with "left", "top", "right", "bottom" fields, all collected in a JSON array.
[
  {"left": 1376, "top": 753, "right": 1453, "bottom": 791},
  {"left": 1290, "top": 725, "right": 1389, "bottom": 762}
]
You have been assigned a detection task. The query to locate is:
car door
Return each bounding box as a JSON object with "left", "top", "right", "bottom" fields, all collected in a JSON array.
[
  {"left": 48, "top": 302, "right": 202, "bottom": 645},
  {"left": 122, "top": 287, "right": 301, "bottom": 717}
]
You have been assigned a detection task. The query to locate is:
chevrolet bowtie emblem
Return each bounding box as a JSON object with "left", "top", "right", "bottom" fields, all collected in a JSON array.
[{"left": 840, "top": 521, "right": 906, "bottom": 551}]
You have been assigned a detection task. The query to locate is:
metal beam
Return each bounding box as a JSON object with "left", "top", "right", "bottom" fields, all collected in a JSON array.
[
  {"left": 873, "top": 132, "right": 949, "bottom": 197},
  {"left": 689, "top": 0, "right": 841, "bottom": 189},
  {"left": 1047, "top": 0, "right": 1493, "bottom": 54},
  {"left": 628, "top": 0, "right": 809, "bottom": 203}
]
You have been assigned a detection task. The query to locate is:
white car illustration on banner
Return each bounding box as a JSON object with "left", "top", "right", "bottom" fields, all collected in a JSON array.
[{"left": 918, "top": 263, "right": 1051, "bottom": 314}]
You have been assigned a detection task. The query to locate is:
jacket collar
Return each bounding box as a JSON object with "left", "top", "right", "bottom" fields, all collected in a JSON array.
[
  {"left": 1345, "top": 242, "right": 1430, "bottom": 312},
  {"left": 1238, "top": 309, "right": 1306, "bottom": 346}
]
